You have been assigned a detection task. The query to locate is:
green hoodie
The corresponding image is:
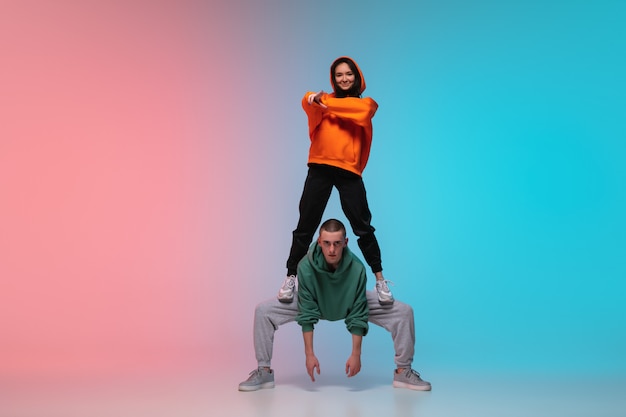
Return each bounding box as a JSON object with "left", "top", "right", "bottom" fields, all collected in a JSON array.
[{"left": 296, "top": 243, "right": 369, "bottom": 336}]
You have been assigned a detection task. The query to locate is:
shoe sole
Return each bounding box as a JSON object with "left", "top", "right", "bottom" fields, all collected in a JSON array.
[
  {"left": 277, "top": 296, "right": 294, "bottom": 303},
  {"left": 392, "top": 381, "right": 432, "bottom": 391},
  {"left": 238, "top": 382, "right": 275, "bottom": 392},
  {"left": 378, "top": 299, "right": 394, "bottom": 305}
]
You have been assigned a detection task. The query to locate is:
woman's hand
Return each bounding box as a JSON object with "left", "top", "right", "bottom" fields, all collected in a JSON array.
[{"left": 307, "top": 91, "right": 327, "bottom": 108}]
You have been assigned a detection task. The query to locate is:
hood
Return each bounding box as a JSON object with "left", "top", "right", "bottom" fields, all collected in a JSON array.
[
  {"left": 306, "top": 243, "right": 355, "bottom": 277},
  {"left": 330, "top": 56, "right": 366, "bottom": 95}
]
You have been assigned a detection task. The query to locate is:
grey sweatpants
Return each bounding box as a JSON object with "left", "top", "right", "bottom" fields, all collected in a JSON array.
[{"left": 253, "top": 290, "right": 416, "bottom": 368}]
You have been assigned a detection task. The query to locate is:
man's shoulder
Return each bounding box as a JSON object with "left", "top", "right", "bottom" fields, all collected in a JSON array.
[
  {"left": 296, "top": 257, "right": 316, "bottom": 280},
  {"left": 343, "top": 247, "right": 365, "bottom": 267}
]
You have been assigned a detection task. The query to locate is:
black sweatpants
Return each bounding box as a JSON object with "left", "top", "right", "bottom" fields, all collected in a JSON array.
[{"left": 286, "top": 164, "right": 382, "bottom": 276}]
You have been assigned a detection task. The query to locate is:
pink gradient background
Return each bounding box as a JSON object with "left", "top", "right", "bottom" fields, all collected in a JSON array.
[
  {"left": 2, "top": 1, "right": 625, "bottom": 386},
  {"left": 1, "top": 1, "right": 302, "bottom": 378}
]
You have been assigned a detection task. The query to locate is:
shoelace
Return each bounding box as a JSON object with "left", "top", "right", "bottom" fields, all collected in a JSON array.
[
  {"left": 282, "top": 278, "right": 295, "bottom": 290},
  {"left": 247, "top": 368, "right": 265, "bottom": 380},
  {"left": 404, "top": 369, "right": 421, "bottom": 381},
  {"left": 246, "top": 369, "right": 259, "bottom": 380},
  {"left": 378, "top": 280, "right": 395, "bottom": 292}
]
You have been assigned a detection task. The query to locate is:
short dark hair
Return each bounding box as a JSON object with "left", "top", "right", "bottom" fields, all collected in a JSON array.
[{"left": 319, "top": 218, "right": 347, "bottom": 237}]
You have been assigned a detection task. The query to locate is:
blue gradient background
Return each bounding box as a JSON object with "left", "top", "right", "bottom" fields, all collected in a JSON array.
[{"left": 1, "top": 0, "right": 624, "bottom": 381}]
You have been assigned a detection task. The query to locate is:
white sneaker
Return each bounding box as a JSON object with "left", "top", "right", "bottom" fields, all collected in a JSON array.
[
  {"left": 277, "top": 275, "right": 296, "bottom": 303},
  {"left": 375, "top": 280, "right": 394, "bottom": 305}
]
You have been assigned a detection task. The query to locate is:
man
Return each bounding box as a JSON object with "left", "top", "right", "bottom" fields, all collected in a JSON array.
[{"left": 240, "top": 219, "right": 431, "bottom": 391}]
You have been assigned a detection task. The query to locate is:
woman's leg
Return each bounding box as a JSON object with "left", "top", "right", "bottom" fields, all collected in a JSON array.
[
  {"left": 336, "top": 175, "right": 382, "bottom": 274},
  {"left": 285, "top": 166, "right": 334, "bottom": 275}
]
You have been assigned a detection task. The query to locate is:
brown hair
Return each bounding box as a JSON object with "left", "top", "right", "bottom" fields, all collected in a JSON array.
[{"left": 319, "top": 218, "right": 347, "bottom": 237}]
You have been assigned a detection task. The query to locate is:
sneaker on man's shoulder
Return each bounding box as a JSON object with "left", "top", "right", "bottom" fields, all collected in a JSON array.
[
  {"left": 375, "top": 279, "right": 394, "bottom": 305},
  {"left": 278, "top": 275, "right": 296, "bottom": 303}
]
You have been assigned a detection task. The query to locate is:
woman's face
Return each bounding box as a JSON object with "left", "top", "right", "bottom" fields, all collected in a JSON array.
[{"left": 334, "top": 62, "right": 356, "bottom": 92}]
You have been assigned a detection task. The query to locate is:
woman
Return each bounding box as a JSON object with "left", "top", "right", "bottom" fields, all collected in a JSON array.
[{"left": 278, "top": 56, "right": 394, "bottom": 305}]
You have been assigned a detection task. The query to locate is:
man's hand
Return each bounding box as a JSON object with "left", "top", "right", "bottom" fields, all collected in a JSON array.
[
  {"left": 345, "top": 353, "right": 361, "bottom": 378},
  {"left": 306, "top": 91, "right": 327, "bottom": 108},
  {"left": 306, "top": 354, "right": 321, "bottom": 382}
]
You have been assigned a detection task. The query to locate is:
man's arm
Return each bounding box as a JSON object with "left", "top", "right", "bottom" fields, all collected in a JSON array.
[
  {"left": 303, "top": 330, "right": 320, "bottom": 382},
  {"left": 345, "top": 333, "right": 362, "bottom": 377},
  {"left": 344, "top": 266, "right": 369, "bottom": 336},
  {"left": 296, "top": 262, "right": 321, "bottom": 331}
]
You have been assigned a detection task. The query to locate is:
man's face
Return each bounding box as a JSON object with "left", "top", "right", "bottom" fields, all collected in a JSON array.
[{"left": 317, "top": 230, "right": 347, "bottom": 269}]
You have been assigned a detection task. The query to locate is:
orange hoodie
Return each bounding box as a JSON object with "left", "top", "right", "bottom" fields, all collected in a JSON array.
[{"left": 301, "top": 57, "right": 378, "bottom": 176}]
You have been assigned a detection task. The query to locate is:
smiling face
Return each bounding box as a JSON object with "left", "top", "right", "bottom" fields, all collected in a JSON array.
[
  {"left": 333, "top": 62, "right": 356, "bottom": 92},
  {"left": 317, "top": 229, "right": 348, "bottom": 270}
]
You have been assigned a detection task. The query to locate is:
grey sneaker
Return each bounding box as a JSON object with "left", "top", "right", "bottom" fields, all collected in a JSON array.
[
  {"left": 393, "top": 368, "right": 431, "bottom": 391},
  {"left": 375, "top": 280, "right": 394, "bottom": 305},
  {"left": 239, "top": 367, "right": 275, "bottom": 392},
  {"left": 277, "top": 275, "right": 296, "bottom": 303}
]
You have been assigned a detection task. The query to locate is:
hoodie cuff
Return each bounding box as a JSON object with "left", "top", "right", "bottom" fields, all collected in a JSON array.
[
  {"left": 349, "top": 327, "right": 367, "bottom": 337},
  {"left": 300, "top": 323, "right": 314, "bottom": 333}
]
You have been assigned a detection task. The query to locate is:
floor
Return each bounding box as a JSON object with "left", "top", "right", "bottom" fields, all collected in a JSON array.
[{"left": 2, "top": 369, "right": 624, "bottom": 417}]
